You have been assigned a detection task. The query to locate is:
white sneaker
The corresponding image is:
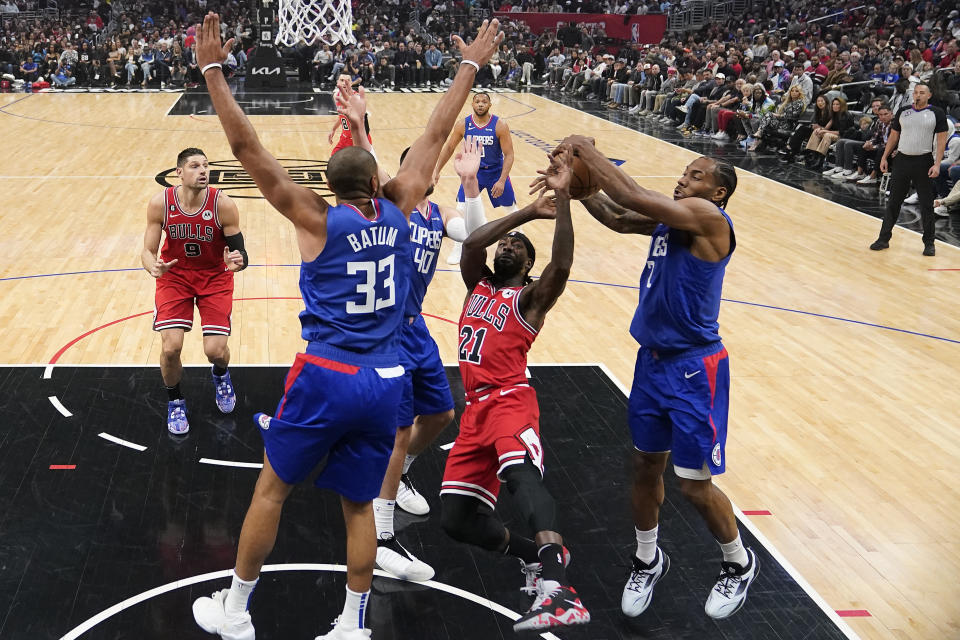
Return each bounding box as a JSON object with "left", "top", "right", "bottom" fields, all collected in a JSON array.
[
  {"left": 841, "top": 169, "right": 858, "bottom": 178},
  {"left": 192, "top": 590, "right": 255, "bottom": 640},
  {"left": 857, "top": 175, "right": 878, "bottom": 185},
  {"left": 621, "top": 548, "right": 670, "bottom": 617},
  {"left": 904, "top": 192, "right": 919, "bottom": 204},
  {"left": 704, "top": 548, "right": 759, "bottom": 620},
  {"left": 315, "top": 618, "right": 372, "bottom": 640},
  {"left": 935, "top": 205, "right": 949, "bottom": 216},
  {"left": 713, "top": 132, "right": 729, "bottom": 141},
  {"left": 822, "top": 166, "right": 843, "bottom": 176},
  {"left": 375, "top": 535, "right": 435, "bottom": 581},
  {"left": 395, "top": 473, "right": 430, "bottom": 515},
  {"left": 446, "top": 241, "right": 462, "bottom": 265}
]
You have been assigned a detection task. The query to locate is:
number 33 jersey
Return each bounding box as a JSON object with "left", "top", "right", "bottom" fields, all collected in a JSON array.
[
  {"left": 160, "top": 186, "right": 228, "bottom": 271},
  {"left": 458, "top": 278, "right": 538, "bottom": 391},
  {"left": 298, "top": 199, "right": 412, "bottom": 368}
]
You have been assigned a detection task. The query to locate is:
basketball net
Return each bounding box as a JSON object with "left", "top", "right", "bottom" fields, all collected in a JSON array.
[{"left": 276, "top": 0, "right": 356, "bottom": 47}]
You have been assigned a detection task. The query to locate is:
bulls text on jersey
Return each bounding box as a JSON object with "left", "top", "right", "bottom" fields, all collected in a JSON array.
[
  {"left": 167, "top": 223, "right": 215, "bottom": 242},
  {"left": 464, "top": 291, "right": 511, "bottom": 331}
]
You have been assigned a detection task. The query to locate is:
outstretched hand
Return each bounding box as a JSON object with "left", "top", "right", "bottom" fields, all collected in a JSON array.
[
  {"left": 149, "top": 258, "right": 178, "bottom": 278},
  {"left": 336, "top": 85, "right": 367, "bottom": 131},
  {"left": 526, "top": 189, "right": 557, "bottom": 220},
  {"left": 544, "top": 144, "right": 574, "bottom": 194},
  {"left": 223, "top": 247, "right": 244, "bottom": 272},
  {"left": 453, "top": 136, "right": 482, "bottom": 179},
  {"left": 451, "top": 19, "right": 504, "bottom": 67},
  {"left": 195, "top": 12, "right": 236, "bottom": 70}
]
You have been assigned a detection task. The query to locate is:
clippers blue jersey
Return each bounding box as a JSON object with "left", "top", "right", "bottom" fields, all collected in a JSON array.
[
  {"left": 299, "top": 199, "right": 412, "bottom": 367},
  {"left": 404, "top": 201, "right": 445, "bottom": 317},
  {"left": 629, "top": 207, "right": 735, "bottom": 352},
  {"left": 465, "top": 114, "right": 503, "bottom": 170}
]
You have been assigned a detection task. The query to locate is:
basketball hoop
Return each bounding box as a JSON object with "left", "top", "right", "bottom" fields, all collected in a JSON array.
[{"left": 276, "top": 0, "right": 356, "bottom": 47}]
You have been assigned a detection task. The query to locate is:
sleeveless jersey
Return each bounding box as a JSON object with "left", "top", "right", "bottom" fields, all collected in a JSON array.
[
  {"left": 299, "top": 198, "right": 412, "bottom": 368},
  {"left": 630, "top": 207, "right": 735, "bottom": 352},
  {"left": 465, "top": 114, "right": 503, "bottom": 170},
  {"left": 458, "top": 278, "right": 537, "bottom": 391},
  {"left": 335, "top": 114, "right": 372, "bottom": 148},
  {"left": 160, "top": 186, "right": 227, "bottom": 271},
  {"left": 404, "top": 201, "right": 445, "bottom": 317}
]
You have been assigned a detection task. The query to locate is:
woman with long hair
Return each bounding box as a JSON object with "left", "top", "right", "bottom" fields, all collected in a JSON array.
[
  {"left": 805, "top": 96, "right": 856, "bottom": 169},
  {"left": 748, "top": 84, "right": 807, "bottom": 151}
]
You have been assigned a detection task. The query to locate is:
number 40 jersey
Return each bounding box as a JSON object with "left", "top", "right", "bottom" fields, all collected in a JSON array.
[{"left": 457, "top": 278, "right": 538, "bottom": 391}]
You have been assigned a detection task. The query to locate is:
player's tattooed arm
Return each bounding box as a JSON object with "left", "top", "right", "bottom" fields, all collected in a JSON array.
[
  {"left": 580, "top": 192, "right": 658, "bottom": 235},
  {"left": 520, "top": 147, "right": 574, "bottom": 329},
  {"left": 195, "top": 12, "right": 327, "bottom": 235}
]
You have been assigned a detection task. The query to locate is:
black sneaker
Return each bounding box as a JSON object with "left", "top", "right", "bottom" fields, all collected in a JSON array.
[
  {"left": 923, "top": 244, "right": 936, "bottom": 256},
  {"left": 870, "top": 239, "right": 889, "bottom": 251}
]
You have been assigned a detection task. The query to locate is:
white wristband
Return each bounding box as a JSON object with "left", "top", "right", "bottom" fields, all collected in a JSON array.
[
  {"left": 460, "top": 59, "right": 480, "bottom": 72},
  {"left": 201, "top": 62, "right": 222, "bottom": 75}
]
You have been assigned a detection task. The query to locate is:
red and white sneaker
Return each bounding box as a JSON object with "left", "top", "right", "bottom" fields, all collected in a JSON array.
[
  {"left": 512, "top": 580, "right": 590, "bottom": 632},
  {"left": 519, "top": 546, "right": 571, "bottom": 596}
]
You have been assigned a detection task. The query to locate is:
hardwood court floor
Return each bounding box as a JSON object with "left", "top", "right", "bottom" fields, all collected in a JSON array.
[{"left": 0, "top": 89, "right": 958, "bottom": 639}]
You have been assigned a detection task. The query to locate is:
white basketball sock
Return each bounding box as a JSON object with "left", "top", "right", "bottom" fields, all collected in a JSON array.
[
  {"left": 373, "top": 497, "right": 395, "bottom": 539},
  {"left": 339, "top": 586, "right": 369, "bottom": 630},
  {"left": 719, "top": 533, "right": 749, "bottom": 567},
  {"left": 401, "top": 453, "right": 417, "bottom": 475},
  {"left": 635, "top": 526, "right": 658, "bottom": 564},
  {"left": 225, "top": 570, "right": 258, "bottom": 616}
]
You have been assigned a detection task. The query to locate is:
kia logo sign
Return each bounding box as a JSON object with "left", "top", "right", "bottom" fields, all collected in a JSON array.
[{"left": 251, "top": 66, "right": 281, "bottom": 75}]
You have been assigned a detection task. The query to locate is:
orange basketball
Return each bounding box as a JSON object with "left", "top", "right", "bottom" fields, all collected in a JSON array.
[{"left": 568, "top": 151, "right": 600, "bottom": 200}]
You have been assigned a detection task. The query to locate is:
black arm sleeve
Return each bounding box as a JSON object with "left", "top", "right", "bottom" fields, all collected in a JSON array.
[{"left": 225, "top": 232, "right": 249, "bottom": 270}]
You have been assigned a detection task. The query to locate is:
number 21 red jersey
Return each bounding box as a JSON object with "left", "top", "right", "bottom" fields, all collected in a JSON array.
[
  {"left": 160, "top": 186, "right": 228, "bottom": 271},
  {"left": 458, "top": 278, "right": 539, "bottom": 392}
]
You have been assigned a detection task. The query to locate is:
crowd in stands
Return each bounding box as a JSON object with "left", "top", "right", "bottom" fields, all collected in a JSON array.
[{"left": 4, "top": 0, "right": 960, "bottom": 212}]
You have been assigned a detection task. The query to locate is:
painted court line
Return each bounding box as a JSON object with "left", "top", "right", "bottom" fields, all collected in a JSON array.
[
  {"left": 97, "top": 432, "right": 147, "bottom": 452},
  {"left": 57, "top": 563, "right": 562, "bottom": 640},
  {"left": 49, "top": 464, "right": 76, "bottom": 470},
  {"left": 199, "top": 457, "right": 264, "bottom": 469},
  {"left": 48, "top": 395, "right": 72, "bottom": 417},
  {"left": 594, "top": 362, "right": 862, "bottom": 640}
]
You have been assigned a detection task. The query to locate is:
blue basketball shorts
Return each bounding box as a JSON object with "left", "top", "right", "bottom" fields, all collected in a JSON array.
[
  {"left": 628, "top": 344, "right": 730, "bottom": 479},
  {"left": 255, "top": 352, "right": 403, "bottom": 502},
  {"left": 398, "top": 315, "right": 455, "bottom": 428},
  {"left": 456, "top": 165, "right": 516, "bottom": 208}
]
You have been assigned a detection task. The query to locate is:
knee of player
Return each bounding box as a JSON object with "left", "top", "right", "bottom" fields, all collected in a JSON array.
[
  {"left": 160, "top": 342, "right": 183, "bottom": 361},
  {"left": 439, "top": 498, "right": 471, "bottom": 542},
  {"left": 677, "top": 476, "right": 713, "bottom": 505},
  {"left": 203, "top": 343, "right": 228, "bottom": 362}
]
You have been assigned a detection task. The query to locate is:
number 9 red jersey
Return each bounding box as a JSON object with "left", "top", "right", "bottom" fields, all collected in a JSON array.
[{"left": 160, "top": 186, "right": 228, "bottom": 271}]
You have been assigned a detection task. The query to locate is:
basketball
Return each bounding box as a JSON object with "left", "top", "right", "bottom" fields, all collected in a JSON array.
[{"left": 568, "top": 152, "right": 600, "bottom": 200}]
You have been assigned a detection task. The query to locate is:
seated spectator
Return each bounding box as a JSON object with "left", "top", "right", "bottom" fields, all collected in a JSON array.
[
  {"left": 52, "top": 65, "right": 76, "bottom": 88},
  {"left": 19, "top": 58, "right": 39, "bottom": 82},
  {"left": 805, "top": 96, "right": 855, "bottom": 169},
  {"left": 732, "top": 84, "right": 776, "bottom": 144},
  {"left": 749, "top": 85, "right": 807, "bottom": 152}
]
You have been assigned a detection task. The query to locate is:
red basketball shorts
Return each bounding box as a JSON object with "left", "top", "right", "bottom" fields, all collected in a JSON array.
[
  {"left": 440, "top": 384, "right": 544, "bottom": 509},
  {"left": 153, "top": 268, "right": 234, "bottom": 335}
]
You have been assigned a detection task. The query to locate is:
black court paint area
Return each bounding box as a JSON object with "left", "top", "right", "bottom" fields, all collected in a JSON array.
[
  {"left": 169, "top": 90, "right": 336, "bottom": 116},
  {"left": 0, "top": 365, "right": 848, "bottom": 640}
]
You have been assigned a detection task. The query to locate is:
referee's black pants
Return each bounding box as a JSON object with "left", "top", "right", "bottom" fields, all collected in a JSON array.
[{"left": 879, "top": 152, "right": 936, "bottom": 245}]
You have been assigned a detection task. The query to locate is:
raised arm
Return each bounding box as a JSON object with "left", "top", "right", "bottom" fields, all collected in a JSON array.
[
  {"left": 384, "top": 19, "right": 503, "bottom": 215},
  {"left": 562, "top": 135, "right": 721, "bottom": 236},
  {"left": 196, "top": 12, "right": 326, "bottom": 232},
  {"left": 580, "top": 192, "right": 658, "bottom": 235},
  {"left": 339, "top": 86, "right": 392, "bottom": 187},
  {"left": 460, "top": 192, "right": 556, "bottom": 292},
  {"left": 443, "top": 137, "right": 486, "bottom": 242},
  {"left": 432, "top": 119, "right": 467, "bottom": 184},
  {"left": 518, "top": 148, "right": 574, "bottom": 330}
]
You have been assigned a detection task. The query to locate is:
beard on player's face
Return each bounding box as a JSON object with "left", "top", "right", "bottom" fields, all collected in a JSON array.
[{"left": 493, "top": 252, "right": 526, "bottom": 280}]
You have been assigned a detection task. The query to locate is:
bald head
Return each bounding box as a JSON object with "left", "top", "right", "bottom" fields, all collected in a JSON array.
[{"left": 327, "top": 147, "right": 378, "bottom": 199}]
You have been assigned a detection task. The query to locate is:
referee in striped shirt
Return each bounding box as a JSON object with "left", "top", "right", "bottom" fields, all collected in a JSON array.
[{"left": 870, "top": 83, "right": 947, "bottom": 256}]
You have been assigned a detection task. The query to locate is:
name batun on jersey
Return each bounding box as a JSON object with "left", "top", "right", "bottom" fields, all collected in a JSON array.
[
  {"left": 166, "top": 222, "right": 215, "bottom": 242},
  {"left": 409, "top": 222, "right": 443, "bottom": 250},
  {"left": 346, "top": 225, "right": 400, "bottom": 253},
  {"left": 464, "top": 291, "right": 511, "bottom": 332}
]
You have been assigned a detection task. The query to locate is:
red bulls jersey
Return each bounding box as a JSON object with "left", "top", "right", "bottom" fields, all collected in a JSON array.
[
  {"left": 458, "top": 278, "right": 538, "bottom": 391},
  {"left": 160, "top": 186, "right": 227, "bottom": 271},
  {"left": 336, "top": 114, "right": 373, "bottom": 148}
]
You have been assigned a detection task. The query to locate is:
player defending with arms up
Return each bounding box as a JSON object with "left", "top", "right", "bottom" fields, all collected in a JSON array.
[
  {"left": 188, "top": 12, "right": 503, "bottom": 640},
  {"left": 440, "top": 147, "right": 590, "bottom": 633},
  {"left": 546, "top": 136, "right": 757, "bottom": 620},
  {"left": 433, "top": 92, "right": 518, "bottom": 264},
  {"left": 141, "top": 147, "right": 248, "bottom": 435}
]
